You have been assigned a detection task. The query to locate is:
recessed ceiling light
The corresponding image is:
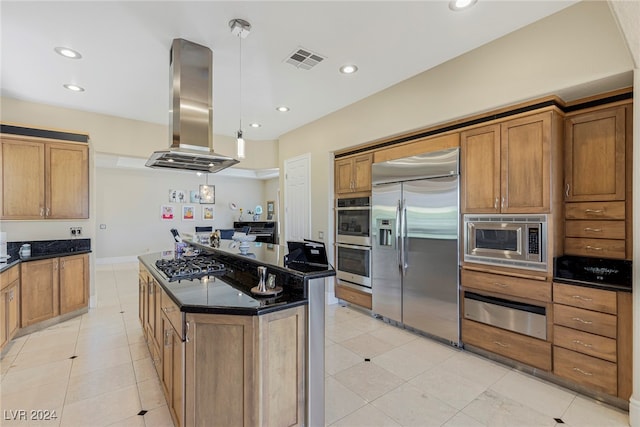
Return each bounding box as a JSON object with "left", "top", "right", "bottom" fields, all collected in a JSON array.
[
  {"left": 276, "top": 106, "right": 290, "bottom": 112},
  {"left": 249, "top": 123, "right": 261, "bottom": 128},
  {"left": 63, "top": 84, "right": 85, "bottom": 92},
  {"left": 449, "top": 0, "right": 477, "bottom": 11},
  {"left": 54, "top": 46, "right": 82, "bottom": 59},
  {"left": 339, "top": 64, "right": 358, "bottom": 74}
]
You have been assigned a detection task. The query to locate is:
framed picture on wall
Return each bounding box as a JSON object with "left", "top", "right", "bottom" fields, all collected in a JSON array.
[
  {"left": 182, "top": 205, "right": 195, "bottom": 221},
  {"left": 189, "top": 190, "right": 201, "bottom": 203},
  {"left": 202, "top": 206, "right": 214, "bottom": 220},
  {"left": 161, "top": 205, "right": 174, "bottom": 220},
  {"left": 169, "top": 189, "right": 187, "bottom": 203},
  {"left": 266, "top": 200, "right": 275, "bottom": 220},
  {"left": 199, "top": 185, "right": 215, "bottom": 204}
]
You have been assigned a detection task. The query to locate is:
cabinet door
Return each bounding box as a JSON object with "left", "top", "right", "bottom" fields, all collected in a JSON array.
[
  {"left": 0, "top": 138, "right": 46, "bottom": 219},
  {"left": 460, "top": 124, "right": 501, "bottom": 213},
  {"left": 21, "top": 258, "right": 59, "bottom": 327},
  {"left": 352, "top": 154, "right": 372, "bottom": 192},
  {"left": 163, "top": 319, "right": 184, "bottom": 427},
  {"left": 59, "top": 254, "right": 89, "bottom": 314},
  {"left": 335, "top": 157, "right": 354, "bottom": 194},
  {"left": 47, "top": 142, "right": 89, "bottom": 219},
  {"left": 565, "top": 106, "right": 625, "bottom": 202},
  {"left": 7, "top": 281, "right": 20, "bottom": 339},
  {"left": 501, "top": 112, "right": 551, "bottom": 213},
  {"left": 0, "top": 289, "right": 7, "bottom": 349}
]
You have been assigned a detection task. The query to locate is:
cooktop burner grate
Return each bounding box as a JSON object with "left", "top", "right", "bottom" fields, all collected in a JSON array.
[{"left": 155, "top": 256, "right": 226, "bottom": 282}]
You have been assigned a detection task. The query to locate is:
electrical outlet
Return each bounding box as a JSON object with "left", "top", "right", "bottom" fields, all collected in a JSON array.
[
  {"left": 99, "top": 224, "right": 107, "bottom": 230},
  {"left": 70, "top": 227, "right": 82, "bottom": 236},
  {"left": 318, "top": 231, "right": 324, "bottom": 240}
]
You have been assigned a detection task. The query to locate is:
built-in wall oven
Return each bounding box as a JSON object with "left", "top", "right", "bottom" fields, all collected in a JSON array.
[{"left": 336, "top": 196, "right": 372, "bottom": 293}]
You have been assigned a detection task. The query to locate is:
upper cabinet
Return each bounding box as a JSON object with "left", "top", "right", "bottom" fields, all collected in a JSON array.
[
  {"left": 461, "top": 111, "right": 561, "bottom": 214},
  {"left": 564, "top": 106, "right": 626, "bottom": 202},
  {"left": 335, "top": 153, "right": 372, "bottom": 195},
  {"left": 1, "top": 135, "right": 89, "bottom": 220}
]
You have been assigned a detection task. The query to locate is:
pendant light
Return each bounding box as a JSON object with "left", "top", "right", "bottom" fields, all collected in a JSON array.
[{"left": 230, "top": 19, "right": 251, "bottom": 159}]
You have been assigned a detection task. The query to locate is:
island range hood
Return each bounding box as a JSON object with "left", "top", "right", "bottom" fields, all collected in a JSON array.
[{"left": 146, "top": 38, "right": 239, "bottom": 173}]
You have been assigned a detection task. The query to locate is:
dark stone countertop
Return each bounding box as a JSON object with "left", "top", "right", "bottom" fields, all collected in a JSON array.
[{"left": 1, "top": 239, "right": 92, "bottom": 274}]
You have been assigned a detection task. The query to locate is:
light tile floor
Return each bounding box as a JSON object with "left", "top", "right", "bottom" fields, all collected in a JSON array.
[{"left": 0, "top": 262, "right": 631, "bottom": 426}]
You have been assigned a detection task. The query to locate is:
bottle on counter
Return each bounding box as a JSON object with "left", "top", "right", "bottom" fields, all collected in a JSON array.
[{"left": 210, "top": 230, "right": 221, "bottom": 248}]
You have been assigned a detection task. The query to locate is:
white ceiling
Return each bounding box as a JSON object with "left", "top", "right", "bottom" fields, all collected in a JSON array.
[{"left": 1, "top": 1, "right": 579, "bottom": 141}]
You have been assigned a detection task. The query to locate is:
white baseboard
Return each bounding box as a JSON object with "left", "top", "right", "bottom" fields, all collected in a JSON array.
[
  {"left": 89, "top": 295, "right": 97, "bottom": 308},
  {"left": 96, "top": 256, "right": 139, "bottom": 265},
  {"left": 630, "top": 395, "right": 639, "bottom": 426}
]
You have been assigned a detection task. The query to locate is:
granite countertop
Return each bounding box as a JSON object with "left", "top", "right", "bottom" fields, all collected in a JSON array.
[
  {"left": 0, "top": 239, "right": 92, "bottom": 274},
  {"left": 139, "top": 252, "right": 308, "bottom": 316}
]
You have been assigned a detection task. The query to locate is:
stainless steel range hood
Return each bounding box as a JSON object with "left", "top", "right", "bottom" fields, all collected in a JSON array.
[{"left": 146, "top": 39, "right": 239, "bottom": 173}]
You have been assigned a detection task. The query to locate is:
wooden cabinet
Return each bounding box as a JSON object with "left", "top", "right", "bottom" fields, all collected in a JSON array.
[
  {"left": 335, "top": 283, "right": 372, "bottom": 309},
  {"left": 21, "top": 258, "right": 59, "bottom": 327},
  {"left": 564, "top": 106, "right": 626, "bottom": 202},
  {"left": 552, "top": 283, "right": 632, "bottom": 399},
  {"left": 563, "top": 103, "right": 632, "bottom": 259},
  {"left": 185, "top": 306, "right": 306, "bottom": 426},
  {"left": 139, "top": 266, "right": 148, "bottom": 331},
  {"left": 145, "top": 277, "right": 163, "bottom": 375},
  {"left": 20, "top": 254, "right": 89, "bottom": 328},
  {"left": 460, "top": 269, "right": 551, "bottom": 303},
  {"left": 59, "top": 254, "right": 89, "bottom": 315},
  {"left": 461, "top": 111, "right": 560, "bottom": 214},
  {"left": 0, "top": 135, "right": 89, "bottom": 220},
  {"left": 161, "top": 292, "right": 184, "bottom": 427},
  {"left": 335, "top": 153, "right": 372, "bottom": 194},
  {"left": 0, "top": 265, "right": 20, "bottom": 351}
]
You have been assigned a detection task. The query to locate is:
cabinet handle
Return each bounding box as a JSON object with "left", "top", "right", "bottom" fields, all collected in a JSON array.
[
  {"left": 585, "top": 245, "right": 603, "bottom": 251},
  {"left": 494, "top": 197, "right": 499, "bottom": 210},
  {"left": 46, "top": 207, "right": 50, "bottom": 217},
  {"left": 61, "top": 260, "right": 65, "bottom": 269},
  {"left": 572, "top": 367, "right": 593, "bottom": 376},
  {"left": 565, "top": 183, "right": 570, "bottom": 198},
  {"left": 163, "top": 306, "right": 176, "bottom": 313},
  {"left": 185, "top": 321, "right": 191, "bottom": 343},
  {"left": 501, "top": 197, "right": 505, "bottom": 209},
  {"left": 165, "top": 329, "right": 170, "bottom": 346},
  {"left": 493, "top": 282, "right": 509, "bottom": 288},
  {"left": 584, "top": 208, "right": 604, "bottom": 215},
  {"left": 8, "top": 290, "right": 13, "bottom": 301},
  {"left": 493, "top": 341, "right": 510, "bottom": 348},
  {"left": 40, "top": 208, "right": 44, "bottom": 217},
  {"left": 571, "top": 317, "right": 593, "bottom": 325},
  {"left": 572, "top": 339, "right": 593, "bottom": 348},
  {"left": 572, "top": 295, "right": 593, "bottom": 302},
  {"left": 583, "top": 227, "right": 602, "bottom": 232}
]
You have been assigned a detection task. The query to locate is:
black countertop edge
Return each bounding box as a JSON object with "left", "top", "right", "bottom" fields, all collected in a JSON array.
[
  {"left": 139, "top": 254, "right": 308, "bottom": 316},
  {"left": 553, "top": 278, "right": 632, "bottom": 293},
  {"left": 0, "top": 250, "right": 92, "bottom": 274}
]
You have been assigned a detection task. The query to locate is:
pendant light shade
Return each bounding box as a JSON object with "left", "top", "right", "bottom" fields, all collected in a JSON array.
[{"left": 236, "top": 130, "right": 246, "bottom": 159}]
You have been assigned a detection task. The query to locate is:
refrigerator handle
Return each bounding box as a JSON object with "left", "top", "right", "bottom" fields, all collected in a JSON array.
[
  {"left": 396, "top": 199, "right": 402, "bottom": 272},
  {"left": 402, "top": 199, "right": 407, "bottom": 274}
]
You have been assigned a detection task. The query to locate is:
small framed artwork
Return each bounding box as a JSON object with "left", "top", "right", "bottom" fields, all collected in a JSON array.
[
  {"left": 266, "top": 200, "right": 275, "bottom": 220},
  {"left": 189, "top": 190, "right": 201, "bottom": 203},
  {"left": 169, "top": 189, "right": 187, "bottom": 203},
  {"left": 199, "top": 185, "right": 215, "bottom": 204},
  {"left": 161, "top": 205, "right": 174, "bottom": 220},
  {"left": 202, "top": 206, "right": 214, "bottom": 220},
  {"left": 182, "top": 205, "right": 195, "bottom": 221}
]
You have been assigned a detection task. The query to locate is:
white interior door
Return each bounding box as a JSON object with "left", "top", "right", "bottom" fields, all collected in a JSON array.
[{"left": 284, "top": 153, "right": 311, "bottom": 242}]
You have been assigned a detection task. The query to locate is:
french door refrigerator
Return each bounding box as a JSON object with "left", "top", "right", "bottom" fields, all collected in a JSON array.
[{"left": 371, "top": 147, "right": 460, "bottom": 345}]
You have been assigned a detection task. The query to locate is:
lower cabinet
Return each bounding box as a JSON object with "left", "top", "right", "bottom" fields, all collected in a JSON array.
[
  {"left": 0, "top": 264, "right": 20, "bottom": 351},
  {"left": 335, "top": 283, "right": 372, "bottom": 309},
  {"left": 21, "top": 254, "right": 89, "bottom": 327},
  {"left": 184, "top": 306, "right": 306, "bottom": 427},
  {"left": 162, "top": 314, "right": 184, "bottom": 427}
]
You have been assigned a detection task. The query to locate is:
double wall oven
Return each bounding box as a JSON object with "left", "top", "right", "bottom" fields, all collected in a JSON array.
[{"left": 335, "top": 196, "right": 371, "bottom": 293}]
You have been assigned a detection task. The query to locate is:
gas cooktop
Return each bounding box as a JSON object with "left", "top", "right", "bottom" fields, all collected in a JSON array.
[{"left": 155, "top": 255, "right": 226, "bottom": 282}]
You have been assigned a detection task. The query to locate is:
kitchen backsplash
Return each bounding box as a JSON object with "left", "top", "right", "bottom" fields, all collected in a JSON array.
[{"left": 7, "top": 238, "right": 91, "bottom": 260}]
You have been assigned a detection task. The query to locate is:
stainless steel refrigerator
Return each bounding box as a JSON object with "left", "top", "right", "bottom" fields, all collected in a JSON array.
[{"left": 371, "top": 147, "right": 460, "bottom": 345}]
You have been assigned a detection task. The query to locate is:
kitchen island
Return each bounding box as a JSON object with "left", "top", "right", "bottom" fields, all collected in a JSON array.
[{"left": 138, "top": 240, "right": 334, "bottom": 427}]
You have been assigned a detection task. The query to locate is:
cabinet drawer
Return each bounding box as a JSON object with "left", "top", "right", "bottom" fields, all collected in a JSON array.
[
  {"left": 553, "top": 305, "right": 616, "bottom": 338},
  {"left": 564, "top": 237, "right": 625, "bottom": 259},
  {"left": 564, "top": 202, "right": 625, "bottom": 220},
  {"left": 554, "top": 346, "right": 617, "bottom": 396},
  {"left": 335, "top": 284, "right": 372, "bottom": 309},
  {"left": 0, "top": 265, "right": 19, "bottom": 290},
  {"left": 565, "top": 220, "right": 625, "bottom": 239},
  {"left": 553, "top": 325, "right": 616, "bottom": 362},
  {"left": 553, "top": 283, "right": 616, "bottom": 314},
  {"left": 461, "top": 319, "right": 551, "bottom": 371},
  {"left": 161, "top": 291, "right": 183, "bottom": 339},
  {"left": 461, "top": 269, "right": 551, "bottom": 302}
]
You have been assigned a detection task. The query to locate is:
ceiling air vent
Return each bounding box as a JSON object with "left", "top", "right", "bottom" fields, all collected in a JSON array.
[{"left": 285, "top": 47, "right": 326, "bottom": 70}]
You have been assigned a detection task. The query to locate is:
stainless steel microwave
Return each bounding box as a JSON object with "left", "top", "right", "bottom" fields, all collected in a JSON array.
[{"left": 463, "top": 214, "right": 547, "bottom": 271}]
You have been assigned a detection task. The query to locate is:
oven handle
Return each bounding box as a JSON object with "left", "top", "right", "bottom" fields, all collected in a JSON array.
[
  {"left": 464, "top": 291, "right": 546, "bottom": 315},
  {"left": 335, "top": 243, "right": 371, "bottom": 250},
  {"left": 336, "top": 206, "right": 371, "bottom": 211}
]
